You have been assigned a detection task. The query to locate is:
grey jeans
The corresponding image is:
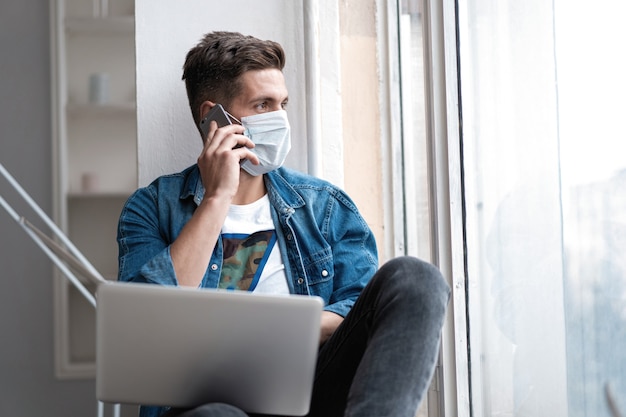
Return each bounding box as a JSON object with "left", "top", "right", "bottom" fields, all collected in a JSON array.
[{"left": 164, "top": 256, "right": 451, "bottom": 417}]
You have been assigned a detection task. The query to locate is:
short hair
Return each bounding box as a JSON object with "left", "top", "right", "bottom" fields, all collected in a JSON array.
[{"left": 182, "top": 31, "right": 286, "bottom": 126}]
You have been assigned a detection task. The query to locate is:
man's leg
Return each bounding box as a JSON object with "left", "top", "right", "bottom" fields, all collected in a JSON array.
[
  {"left": 162, "top": 404, "right": 248, "bottom": 417},
  {"left": 308, "top": 256, "right": 450, "bottom": 417}
]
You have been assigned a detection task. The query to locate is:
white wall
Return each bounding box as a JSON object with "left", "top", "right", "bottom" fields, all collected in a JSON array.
[{"left": 136, "top": 0, "right": 310, "bottom": 186}]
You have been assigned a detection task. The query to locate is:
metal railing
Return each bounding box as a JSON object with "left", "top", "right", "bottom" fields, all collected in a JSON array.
[{"left": 0, "top": 162, "right": 119, "bottom": 417}]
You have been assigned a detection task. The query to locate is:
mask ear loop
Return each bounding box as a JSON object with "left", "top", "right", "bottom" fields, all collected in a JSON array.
[{"left": 224, "top": 110, "right": 242, "bottom": 125}]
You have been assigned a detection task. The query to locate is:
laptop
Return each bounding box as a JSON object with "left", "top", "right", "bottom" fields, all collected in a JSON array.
[
  {"left": 95, "top": 281, "right": 323, "bottom": 416},
  {"left": 15, "top": 212, "right": 322, "bottom": 415}
]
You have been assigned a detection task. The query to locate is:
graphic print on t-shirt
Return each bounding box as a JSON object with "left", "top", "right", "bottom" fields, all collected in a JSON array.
[{"left": 220, "top": 230, "right": 277, "bottom": 291}]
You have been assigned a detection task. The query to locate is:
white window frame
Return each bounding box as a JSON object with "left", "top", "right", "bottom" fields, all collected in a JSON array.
[
  {"left": 378, "top": 0, "right": 470, "bottom": 415},
  {"left": 421, "top": 1, "right": 470, "bottom": 415},
  {"left": 424, "top": 0, "right": 470, "bottom": 417}
]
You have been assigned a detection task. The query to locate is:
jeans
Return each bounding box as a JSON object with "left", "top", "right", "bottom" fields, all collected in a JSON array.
[{"left": 164, "top": 256, "right": 451, "bottom": 417}]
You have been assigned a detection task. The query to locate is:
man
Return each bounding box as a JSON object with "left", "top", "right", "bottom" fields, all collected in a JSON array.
[{"left": 118, "top": 31, "right": 450, "bottom": 417}]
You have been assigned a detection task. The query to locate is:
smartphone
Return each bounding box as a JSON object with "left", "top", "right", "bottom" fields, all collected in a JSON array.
[{"left": 199, "top": 104, "right": 231, "bottom": 139}]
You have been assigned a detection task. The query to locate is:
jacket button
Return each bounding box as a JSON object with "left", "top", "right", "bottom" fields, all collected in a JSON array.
[
  {"left": 297, "top": 278, "right": 304, "bottom": 285},
  {"left": 321, "top": 269, "right": 328, "bottom": 277},
  {"left": 210, "top": 264, "right": 218, "bottom": 271},
  {"left": 287, "top": 234, "right": 293, "bottom": 240}
]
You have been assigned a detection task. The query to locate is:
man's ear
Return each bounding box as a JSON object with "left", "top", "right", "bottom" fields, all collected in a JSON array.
[
  {"left": 197, "top": 101, "right": 216, "bottom": 144},
  {"left": 199, "top": 101, "right": 217, "bottom": 120}
]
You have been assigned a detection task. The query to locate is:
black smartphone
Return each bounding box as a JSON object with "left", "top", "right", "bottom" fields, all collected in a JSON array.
[{"left": 199, "top": 104, "right": 231, "bottom": 139}]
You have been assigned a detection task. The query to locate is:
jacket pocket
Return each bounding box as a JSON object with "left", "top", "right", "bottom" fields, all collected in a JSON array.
[{"left": 302, "top": 247, "right": 334, "bottom": 286}]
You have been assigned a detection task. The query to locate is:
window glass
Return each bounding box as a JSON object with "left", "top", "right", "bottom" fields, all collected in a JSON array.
[
  {"left": 458, "top": 0, "right": 626, "bottom": 415},
  {"left": 399, "top": 0, "right": 433, "bottom": 263}
]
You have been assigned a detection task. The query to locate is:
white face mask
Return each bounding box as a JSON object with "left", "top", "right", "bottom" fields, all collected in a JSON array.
[{"left": 240, "top": 110, "right": 291, "bottom": 176}]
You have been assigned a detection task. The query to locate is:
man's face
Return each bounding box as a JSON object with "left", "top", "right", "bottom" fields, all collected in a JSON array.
[{"left": 227, "top": 69, "right": 289, "bottom": 121}]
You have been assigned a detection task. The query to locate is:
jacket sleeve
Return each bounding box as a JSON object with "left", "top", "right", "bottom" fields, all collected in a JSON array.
[
  {"left": 324, "top": 190, "right": 378, "bottom": 317},
  {"left": 116, "top": 187, "right": 179, "bottom": 286}
]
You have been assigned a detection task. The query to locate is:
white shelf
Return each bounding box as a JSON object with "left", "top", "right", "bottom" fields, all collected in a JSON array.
[
  {"left": 67, "top": 191, "right": 132, "bottom": 199},
  {"left": 52, "top": 0, "right": 137, "bottom": 382},
  {"left": 67, "top": 102, "right": 136, "bottom": 117},
  {"left": 65, "top": 16, "right": 134, "bottom": 34}
]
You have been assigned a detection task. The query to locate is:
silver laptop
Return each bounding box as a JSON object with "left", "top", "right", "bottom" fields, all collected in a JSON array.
[{"left": 96, "top": 281, "right": 323, "bottom": 416}]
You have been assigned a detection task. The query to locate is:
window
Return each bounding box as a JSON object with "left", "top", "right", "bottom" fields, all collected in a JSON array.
[
  {"left": 395, "top": 0, "right": 466, "bottom": 415},
  {"left": 397, "top": 0, "right": 442, "bottom": 414},
  {"left": 457, "top": 0, "right": 626, "bottom": 415},
  {"left": 398, "top": 0, "right": 434, "bottom": 264}
]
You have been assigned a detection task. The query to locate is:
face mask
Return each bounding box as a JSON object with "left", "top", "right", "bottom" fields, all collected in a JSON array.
[{"left": 240, "top": 110, "right": 291, "bottom": 176}]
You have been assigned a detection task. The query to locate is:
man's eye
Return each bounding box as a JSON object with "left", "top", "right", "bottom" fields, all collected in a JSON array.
[{"left": 281, "top": 102, "right": 288, "bottom": 109}]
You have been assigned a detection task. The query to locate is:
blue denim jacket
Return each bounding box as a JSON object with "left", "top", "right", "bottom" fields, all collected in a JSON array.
[
  {"left": 117, "top": 165, "right": 378, "bottom": 416},
  {"left": 118, "top": 164, "right": 378, "bottom": 313}
]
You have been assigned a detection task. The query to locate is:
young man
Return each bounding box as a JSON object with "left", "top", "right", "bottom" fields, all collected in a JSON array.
[{"left": 117, "top": 31, "right": 450, "bottom": 417}]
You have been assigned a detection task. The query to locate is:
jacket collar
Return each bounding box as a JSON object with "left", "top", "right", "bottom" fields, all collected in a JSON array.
[
  {"left": 180, "top": 165, "right": 306, "bottom": 210},
  {"left": 265, "top": 168, "right": 306, "bottom": 211},
  {"left": 179, "top": 165, "right": 204, "bottom": 206}
]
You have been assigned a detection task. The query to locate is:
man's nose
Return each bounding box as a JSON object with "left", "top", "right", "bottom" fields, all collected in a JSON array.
[{"left": 270, "top": 103, "right": 283, "bottom": 112}]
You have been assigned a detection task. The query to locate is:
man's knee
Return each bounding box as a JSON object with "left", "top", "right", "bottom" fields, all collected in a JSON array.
[
  {"left": 378, "top": 256, "right": 451, "bottom": 308},
  {"left": 175, "top": 403, "right": 248, "bottom": 417}
]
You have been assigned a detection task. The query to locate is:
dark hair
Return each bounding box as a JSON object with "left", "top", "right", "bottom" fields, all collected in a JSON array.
[{"left": 182, "top": 31, "right": 286, "bottom": 126}]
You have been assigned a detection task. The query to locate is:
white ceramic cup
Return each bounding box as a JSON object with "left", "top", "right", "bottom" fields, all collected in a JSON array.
[{"left": 89, "top": 73, "right": 110, "bottom": 104}]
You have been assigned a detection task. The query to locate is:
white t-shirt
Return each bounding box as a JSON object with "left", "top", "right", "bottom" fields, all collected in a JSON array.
[{"left": 220, "top": 195, "right": 289, "bottom": 294}]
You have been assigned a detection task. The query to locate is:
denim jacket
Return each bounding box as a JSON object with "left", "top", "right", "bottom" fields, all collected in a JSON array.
[
  {"left": 118, "top": 165, "right": 378, "bottom": 417},
  {"left": 117, "top": 164, "right": 378, "bottom": 319}
]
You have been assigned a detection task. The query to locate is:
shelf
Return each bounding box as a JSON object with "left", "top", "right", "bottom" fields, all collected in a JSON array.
[
  {"left": 65, "top": 16, "right": 134, "bottom": 35},
  {"left": 67, "top": 191, "right": 132, "bottom": 199},
  {"left": 53, "top": 0, "right": 136, "bottom": 381},
  {"left": 67, "top": 102, "right": 136, "bottom": 117}
]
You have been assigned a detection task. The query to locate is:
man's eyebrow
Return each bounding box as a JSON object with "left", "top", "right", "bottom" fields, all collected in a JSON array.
[{"left": 250, "top": 95, "right": 289, "bottom": 103}]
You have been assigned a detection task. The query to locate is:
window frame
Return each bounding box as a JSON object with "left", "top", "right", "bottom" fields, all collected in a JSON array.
[
  {"left": 381, "top": 0, "right": 471, "bottom": 415},
  {"left": 419, "top": 0, "right": 470, "bottom": 415}
]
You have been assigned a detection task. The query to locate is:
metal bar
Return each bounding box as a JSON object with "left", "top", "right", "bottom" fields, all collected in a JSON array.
[
  {"left": 0, "top": 163, "right": 105, "bottom": 282},
  {"left": 0, "top": 195, "right": 98, "bottom": 308}
]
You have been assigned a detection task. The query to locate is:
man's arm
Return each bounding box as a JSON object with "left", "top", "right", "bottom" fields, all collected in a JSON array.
[
  {"left": 118, "top": 122, "right": 258, "bottom": 286},
  {"left": 169, "top": 196, "right": 230, "bottom": 287},
  {"left": 320, "top": 311, "right": 344, "bottom": 345},
  {"left": 170, "top": 121, "right": 258, "bottom": 287}
]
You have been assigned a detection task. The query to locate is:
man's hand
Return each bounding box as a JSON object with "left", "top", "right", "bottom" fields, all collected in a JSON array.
[
  {"left": 320, "top": 311, "right": 344, "bottom": 345},
  {"left": 198, "top": 121, "right": 258, "bottom": 201}
]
